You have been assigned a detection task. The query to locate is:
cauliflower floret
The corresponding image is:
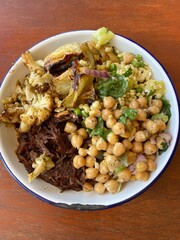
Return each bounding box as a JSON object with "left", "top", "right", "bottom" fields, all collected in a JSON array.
[
  {"left": 19, "top": 92, "right": 53, "bottom": 131},
  {"left": 28, "top": 153, "right": 55, "bottom": 182},
  {"left": 28, "top": 71, "right": 53, "bottom": 89},
  {"left": 23, "top": 83, "right": 36, "bottom": 102},
  {"left": 21, "top": 52, "right": 45, "bottom": 76},
  {"left": 0, "top": 82, "right": 26, "bottom": 124},
  {"left": 22, "top": 52, "right": 53, "bottom": 93}
]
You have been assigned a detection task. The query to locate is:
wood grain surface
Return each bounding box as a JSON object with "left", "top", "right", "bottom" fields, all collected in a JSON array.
[{"left": 0, "top": 0, "right": 179, "bottom": 239}]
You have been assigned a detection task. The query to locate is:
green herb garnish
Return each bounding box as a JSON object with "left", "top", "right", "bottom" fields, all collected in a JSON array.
[
  {"left": 118, "top": 152, "right": 129, "bottom": 167},
  {"left": 115, "top": 152, "right": 130, "bottom": 174},
  {"left": 119, "top": 108, "right": 138, "bottom": 124},
  {"left": 158, "top": 141, "right": 169, "bottom": 155},
  {"left": 161, "top": 98, "right": 171, "bottom": 122},
  {"left": 151, "top": 113, "right": 169, "bottom": 123},
  {"left": 73, "top": 108, "right": 82, "bottom": 116},
  {"left": 115, "top": 165, "right": 126, "bottom": 174},
  {"left": 132, "top": 54, "right": 145, "bottom": 68},
  {"left": 96, "top": 75, "right": 128, "bottom": 99},
  {"left": 123, "top": 68, "right": 132, "bottom": 77},
  {"left": 136, "top": 87, "right": 143, "bottom": 93},
  {"left": 90, "top": 116, "right": 111, "bottom": 140},
  {"left": 81, "top": 110, "right": 89, "bottom": 118}
]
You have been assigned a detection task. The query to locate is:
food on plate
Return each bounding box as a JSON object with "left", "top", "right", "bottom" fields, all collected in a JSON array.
[{"left": 0, "top": 27, "right": 172, "bottom": 194}]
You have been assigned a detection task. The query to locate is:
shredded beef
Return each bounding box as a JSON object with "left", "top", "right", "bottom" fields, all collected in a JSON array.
[{"left": 16, "top": 113, "right": 85, "bottom": 191}]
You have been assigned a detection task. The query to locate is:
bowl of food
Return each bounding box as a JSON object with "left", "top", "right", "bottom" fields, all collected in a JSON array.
[{"left": 0, "top": 27, "right": 179, "bottom": 210}]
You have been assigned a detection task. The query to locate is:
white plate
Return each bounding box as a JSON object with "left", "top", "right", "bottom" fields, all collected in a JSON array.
[{"left": 0, "top": 30, "right": 179, "bottom": 210}]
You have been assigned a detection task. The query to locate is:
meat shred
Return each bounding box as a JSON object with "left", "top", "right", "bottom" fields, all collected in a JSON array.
[{"left": 16, "top": 113, "right": 85, "bottom": 191}]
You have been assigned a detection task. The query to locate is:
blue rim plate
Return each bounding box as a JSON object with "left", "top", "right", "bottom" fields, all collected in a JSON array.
[{"left": 0, "top": 30, "right": 179, "bottom": 210}]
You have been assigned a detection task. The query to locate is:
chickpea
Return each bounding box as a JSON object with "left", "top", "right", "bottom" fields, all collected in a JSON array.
[
  {"left": 104, "top": 179, "right": 120, "bottom": 194},
  {"left": 91, "top": 136, "right": 99, "bottom": 145},
  {"left": 106, "top": 143, "right": 114, "bottom": 154},
  {"left": 99, "top": 160, "right": 109, "bottom": 174},
  {"left": 85, "top": 167, "right": 99, "bottom": 179},
  {"left": 90, "top": 100, "right": 102, "bottom": 110},
  {"left": 87, "top": 145, "right": 98, "bottom": 157},
  {"left": 122, "top": 139, "right": 133, "bottom": 150},
  {"left": 107, "top": 132, "right": 119, "bottom": 145},
  {"left": 123, "top": 52, "right": 134, "bottom": 64},
  {"left": 154, "top": 119, "right": 167, "bottom": 132},
  {"left": 130, "top": 175, "right": 137, "bottom": 181},
  {"left": 101, "top": 109, "right": 113, "bottom": 121},
  {"left": 103, "top": 96, "right": 117, "bottom": 109},
  {"left": 136, "top": 109, "right": 147, "bottom": 121},
  {"left": 135, "top": 161, "right": 147, "bottom": 172},
  {"left": 113, "top": 142, "right": 126, "bottom": 157},
  {"left": 127, "top": 151, "right": 136, "bottom": 164},
  {"left": 84, "top": 116, "right": 97, "bottom": 129},
  {"left": 105, "top": 154, "right": 119, "bottom": 172},
  {"left": 83, "top": 182, "right": 93, "bottom": 192},
  {"left": 96, "top": 138, "right": 108, "bottom": 151},
  {"left": 95, "top": 173, "right": 109, "bottom": 183},
  {"left": 78, "top": 148, "right": 87, "bottom": 157},
  {"left": 94, "top": 182, "right": 106, "bottom": 194},
  {"left": 147, "top": 159, "right": 157, "bottom": 172},
  {"left": 148, "top": 106, "right": 160, "bottom": 115},
  {"left": 132, "top": 141, "right": 143, "bottom": 153},
  {"left": 106, "top": 115, "right": 117, "bottom": 128},
  {"left": 129, "top": 99, "right": 140, "bottom": 109},
  {"left": 144, "top": 141, "right": 157, "bottom": 155},
  {"left": 77, "top": 128, "right": 88, "bottom": 139},
  {"left": 113, "top": 109, "right": 123, "bottom": 119},
  {"left": 86, "top": 155, "right": 96, "bottom": 167},
  {"left": 112, "top": 122, "right": 125, "bottom": 135},
  {"left": 118, "top": 97, "right": 125, "bottom": 106},
  {"left": 146, "top": 154, "right": 156, "bottom": 161},
  {"left": 117, "top": 168, "right": 131, "bottom": 182},
  {"left": 135, "top": 130, "right": 148, "bottom": 142},
  {"left": 135, "top": 171, "right": 149, "bottom": 181},
  {"left": 71, "top": 134, "right": 83, "bottom": 149},
  {"left": 137, "top": 97, "right": 147, "bottom": 108},
  {"left": 142, "top": 120, "right": 148, "bottom": 129},
  {"left": 146, "top": 120, "right": 159, "bottom": 134},
  {"left": 132, "top": 120, "right": 139, "bottom": 128},
  {"left": 64, "top": 122, "right": 77, "bottom": 133},
  {"left": 151, "top": 99, "right": 163, "bottom": 109},
  {"left": 89, "top": 109, "right": 101, "bottom": 117},
  {"left": 95, "top": 161, "right": 100, "bottom": 170},
  {"left": 120, "top": 131, "right": 131, "bottom": 139},
  {"left": 156, "top": 137, "right": 164, "bottom": 149},
  {"left": 73, "top": 155, "right": 86, "bottom": 169}
]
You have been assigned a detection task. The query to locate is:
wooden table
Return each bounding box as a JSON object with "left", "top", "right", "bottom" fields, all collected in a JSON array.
[{"left": 0, "top": 1, "right": 179, "bottom": 239}]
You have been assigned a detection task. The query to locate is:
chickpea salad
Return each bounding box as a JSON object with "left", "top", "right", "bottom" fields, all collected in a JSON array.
[{"left": 0, "top": 27, "right": 172, "bottom": 194}]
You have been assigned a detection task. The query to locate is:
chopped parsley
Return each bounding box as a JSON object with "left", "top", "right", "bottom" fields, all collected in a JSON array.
[
  {"left": 158, "top": 141, "right": 169, "bottom": 155},
  {"left": 119, "top": 108, "right": 138, "bottom": 124},
  {"left": 90, "top": 116, "right": 111, "bottom": 140}
]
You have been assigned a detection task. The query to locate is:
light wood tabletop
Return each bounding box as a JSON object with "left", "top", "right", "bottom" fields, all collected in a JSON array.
[{"left": 0, "top": 1, "right": 179, "bottom": 239}]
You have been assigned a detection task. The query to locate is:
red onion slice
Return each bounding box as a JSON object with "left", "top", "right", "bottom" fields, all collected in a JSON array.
[
  {"left": 150, "top": 137, "right": 156, "bottom": 144},
  {"left": 136, "top": 154, "right": 147, "bottom": 163},
  {"left": 128, "top": 154, "right": 147, "bottom": 174},
  {"left": 159, "top": 133, "right": 172, "bottom": 143},
  {"left": 83, "top": 68, "right": 110, "bottom": 78},
  {"left": 128, "top": 164, "right": 135, "bottom": 174}
]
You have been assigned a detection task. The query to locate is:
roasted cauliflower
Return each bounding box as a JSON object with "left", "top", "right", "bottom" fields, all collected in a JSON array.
[{"left": 28, "top": 153, "right": 55, "bottom": 182}]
